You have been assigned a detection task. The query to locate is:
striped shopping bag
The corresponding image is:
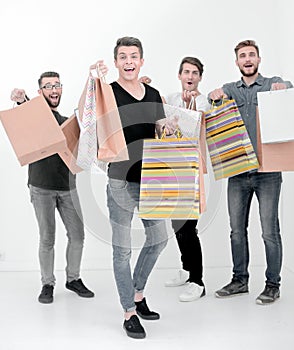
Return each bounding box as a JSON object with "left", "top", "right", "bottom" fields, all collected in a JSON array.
[
  {"left": 139, "top": 137, "right": 200, "bottom": 219},
  {"left": 76, "top": 75, "right": 98, "bottom": 170},
  {"left": 205, "top": 99, "right": 259, "bottom": 180}
]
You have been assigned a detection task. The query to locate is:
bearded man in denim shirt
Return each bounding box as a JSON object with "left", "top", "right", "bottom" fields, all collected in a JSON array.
[{"left": 208, "top": 39, "right": 293, "bottom": 305}]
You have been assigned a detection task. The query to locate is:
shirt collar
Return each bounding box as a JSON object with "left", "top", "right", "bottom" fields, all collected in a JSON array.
[{"left": 236, "top": 73, "right": 264, "bottom": 87}]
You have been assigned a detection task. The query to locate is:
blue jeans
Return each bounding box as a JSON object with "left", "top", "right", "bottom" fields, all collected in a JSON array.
[
  {"left": 107, "top": 178, "right": 168, "bottom": 312},
  {"left": 228, "top": 172, "right": 282, "bottom": 287},
  {"left": 29, "top": 185, "right": 84, "bottom": 286}
]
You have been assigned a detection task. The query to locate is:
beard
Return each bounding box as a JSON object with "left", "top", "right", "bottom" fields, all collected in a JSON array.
[
  {"left": 43, "top": 94, "right": 61, "bottom": 109},
  {"left": 239, "top": 65, "right": 258, "bottom": 77}
]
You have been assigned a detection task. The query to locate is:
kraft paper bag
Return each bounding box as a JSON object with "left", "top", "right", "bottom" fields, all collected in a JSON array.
[
  {"left": 0, "top": 95, "right": 67, "bottom": 166},
  {"left": 139, "top": 137, "right": 204, "bottom": 219},
  {"left": 78, "top": 75, "right": 129, "bottom": 163},
  {"left": 58, "top": 115, "right": 83, "bottom": 174},
  {"left": 95, "top": 78, "right": 129, "bottom": 162},
  {"left": 258, "top": 142, "right": 294, "bottom": 172},
  {"left": 256, "top": 108, "right": 294, "bottom": 171}
]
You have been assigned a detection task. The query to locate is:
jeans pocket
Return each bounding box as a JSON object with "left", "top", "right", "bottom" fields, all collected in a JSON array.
[
  {"left": 29, "top": 185, "right": 35, "bottom": 203},
  {"left": 108, "top": 178, "right": 127, "bottom": 190}
]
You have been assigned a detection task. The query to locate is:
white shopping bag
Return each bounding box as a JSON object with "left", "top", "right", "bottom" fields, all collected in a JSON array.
[{"left": 257, "top": 88, "right": 294, "bottom": 143}]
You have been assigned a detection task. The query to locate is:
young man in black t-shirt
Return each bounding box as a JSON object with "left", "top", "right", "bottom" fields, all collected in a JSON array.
[
  {"left": 11, "top": 72, "right": 94, "bottom": 304},
  {"left": 96, "top": 37, "right": 170, "bottom": 339}
]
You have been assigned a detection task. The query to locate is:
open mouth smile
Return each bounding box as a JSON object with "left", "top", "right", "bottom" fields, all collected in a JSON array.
[
  {"left": 49, "top": 94, "right": 59, "bottom": 102},
  {"left": 124, "top": 67, "right": 135, "bottom": 72}
]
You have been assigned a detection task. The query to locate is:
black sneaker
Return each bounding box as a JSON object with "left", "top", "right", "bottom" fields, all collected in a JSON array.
[
  {"left": 256, "top": 285, "right": 280, "bottom": 305},
  {"left": 65, "top": 278, "right": 94, "bottom": 298},
  {"left": 215, "top": 279, "right": 248, "bottom": 298},
  {"left": 135, "top": 298, "right": 160, "bottom": 320},
  {"left": 38, "top": 284, "right": 54, "bottom": 304},
  {"left": 123, "top": 315, "right": 146, "bottom": 339}
]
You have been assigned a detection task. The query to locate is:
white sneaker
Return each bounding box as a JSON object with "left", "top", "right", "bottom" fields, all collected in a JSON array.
[
  {"left": 165, "top": 270, "right": 189, "bottom": 287},
  {"left": 179, "top": 282, "right": 205, "bottom": 302}
]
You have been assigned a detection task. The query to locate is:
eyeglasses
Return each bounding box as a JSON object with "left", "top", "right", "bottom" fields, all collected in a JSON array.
[{"left": 41, "top": 83, "right": 63, "bottom": 90}]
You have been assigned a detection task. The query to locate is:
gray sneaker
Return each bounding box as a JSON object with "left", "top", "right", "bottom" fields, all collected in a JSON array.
[
  {"left": 215, "top": 280, "right": 248, "bottom": 298},
  {"left": 256, "top": 286, "right": 280, "bottom": 305}
]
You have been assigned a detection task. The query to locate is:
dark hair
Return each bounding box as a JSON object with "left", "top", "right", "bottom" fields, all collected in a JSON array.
[
  {"left": 234, "top": 40, "right": 260, "bottom": 58},
  {"left": 178, "top": 57, "right": 204, "bottom": 76},
  {"left": 38, "top": 71, "right": 60, "bottom": 88},
  {"left": 114, "top": 36, "right": 143, "bottom": 60}
]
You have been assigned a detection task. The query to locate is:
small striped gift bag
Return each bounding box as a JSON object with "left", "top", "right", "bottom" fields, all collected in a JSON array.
[
  {"left": 205, "top": 99, "right": 259, "bottom": 180},
  {"left": 138, "top": 137, "right": 200, "bottom": 219}
]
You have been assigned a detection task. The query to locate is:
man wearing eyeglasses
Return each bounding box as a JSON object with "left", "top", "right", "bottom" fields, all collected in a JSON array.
[{"left": 10, "top": 71, "right": 94, "bottom": 304}]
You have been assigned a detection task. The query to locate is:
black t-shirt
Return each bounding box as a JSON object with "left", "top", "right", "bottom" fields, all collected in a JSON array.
[
  {"left": 108, "top": 82, "right": 164, "bottom": 183},
  {"left": 28, "top": 110, "right": 76, "bottom": 190}
]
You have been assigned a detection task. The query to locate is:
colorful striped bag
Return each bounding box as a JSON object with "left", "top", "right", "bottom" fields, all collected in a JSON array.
[
  {"left": 138, "top": 136, "right": 200, "bottom": 219},
  {"left": 205, "top": 99, "right": 259, "bottom": 180}
]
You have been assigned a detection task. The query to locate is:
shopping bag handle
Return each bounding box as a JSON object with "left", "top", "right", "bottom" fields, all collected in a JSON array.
[
  {"left": 13, "top": 94, "right": 30, "bottom": 108},
  {"left": 187, "top": 96, "right": 196, "bottom": 110},
  {"left": 211, "top": 97, "right": 227, "bottom": 108},
  {"left": 90, "top": 67, "right": 106, "bottom": 83},
  {"left": 161, "top": 126, "right": 182, "bottom": 139}
]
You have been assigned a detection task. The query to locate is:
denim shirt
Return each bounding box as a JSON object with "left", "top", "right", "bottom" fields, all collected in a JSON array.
[{"left": 209, "top": 74, "right": 293, "bottom": 154}]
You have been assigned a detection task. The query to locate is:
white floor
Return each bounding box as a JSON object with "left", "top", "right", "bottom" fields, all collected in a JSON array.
[{"left": 1, "top": 266, "right": 293, "bottom": 350}]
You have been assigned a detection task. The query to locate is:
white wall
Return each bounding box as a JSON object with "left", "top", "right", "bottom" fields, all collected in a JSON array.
[{"left": 0, "top": 0, "right": 293, "bottom": 276}]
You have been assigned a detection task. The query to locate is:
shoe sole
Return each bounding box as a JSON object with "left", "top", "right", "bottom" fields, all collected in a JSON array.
[
  {"left": 255, "top": 296, "right": 280, "bottom": 305},
  {"left": 165, "top": 282, "right": 188, "bottom": 287},
  {"left": 136, "top": 311, "right": 160, "bottom": 320},
  {"left": 123, "top": 326, "right": 146, "bottom": 339},
  {"left": 179, "top": 296, "right": 202, "bottom": 302},
  {"left": 38, "top": 298, "right": 53, "bottom": 304},
  {"left": 65, "top": 286, "right": 94, "bottom": 298},
  {"left": 179, "top": 289, "right": 206, "bottom": 302},
  {"left": 215, "top": 291, "right": 249, "bottom": 298}
]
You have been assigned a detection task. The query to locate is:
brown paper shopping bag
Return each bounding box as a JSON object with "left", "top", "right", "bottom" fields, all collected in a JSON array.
[
  {"left": 58, "top": 115, "right": 83, "bottom": 174},
  {"left": 256, "top": 107, "right": 294, "bottom": 171},
  {"left": 0, "top": 95, "right": 67, "bottom": 166},
  {"left": 78, "top": 75, "right": 129, "bottom": 163},
  {"left": 95, "top": 78, "right": 129, "bottom": 162}
]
